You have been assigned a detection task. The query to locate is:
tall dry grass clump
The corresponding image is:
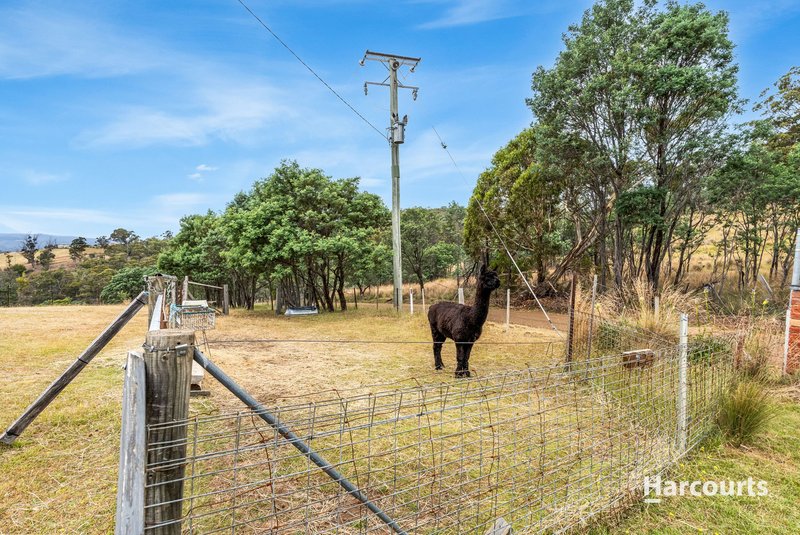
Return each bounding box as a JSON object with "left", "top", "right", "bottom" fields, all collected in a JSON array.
[
  {"left": 717, "top": 380, "right": 776, "bottom": 447},
  {"left": 740, "top": 316, "right": 787, "bottom": 381},
  {"left": 594, "top": 279, "right": 698, "bottom": 341}
]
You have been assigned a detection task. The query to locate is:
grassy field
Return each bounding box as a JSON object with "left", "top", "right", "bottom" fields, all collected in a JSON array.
[
  {"left": 0, "top": 303, "right": 557, "bottom": 533},
  {"left": 0, "top": 303, "right": 797, "bottom": 533}
]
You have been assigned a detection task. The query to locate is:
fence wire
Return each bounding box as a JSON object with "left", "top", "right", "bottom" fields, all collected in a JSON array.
[{"left": 142, "top": 335, "right": 733, "bottom": 534}]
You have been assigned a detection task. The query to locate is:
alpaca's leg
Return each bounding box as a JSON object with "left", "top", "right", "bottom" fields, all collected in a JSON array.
[
  {"left": 431, "top": 329, "right": 446, "bottom": 370},
  {"left": 454, "top": 343, "right": 471, "bottom": 378},
  {"left": 461, "top": 343, "right": 474, "bottom": 377}
]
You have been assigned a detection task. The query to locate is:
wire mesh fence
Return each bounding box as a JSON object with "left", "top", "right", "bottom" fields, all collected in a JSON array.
[{"left": 142, "top": 333, "right": 733, "bottom": 534}]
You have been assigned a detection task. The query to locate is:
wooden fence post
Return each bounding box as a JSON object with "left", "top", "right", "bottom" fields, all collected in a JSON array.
[
  {"left": 222, "top": 284, "right": 230, "bottom": 315},
  {"left": 182, "top": 276, "right": 189, "bottom": 305},
  {"left": 143, "top": 329, "right": 195, "bottom": 534},
  {"left": 586, "top": 274, "right": 598, "bottom": 363},
  {"left": 505, "top": 289, "right": 510, "bottom": 331},
  {"left": 565, "top": 272, "right": 578, "bottom": 368},
  {"left": 147, "top": 275, "right": 169, "bottom": 323},
  {"left": 116, "top": 351, "right": 146, "bottom": 535}
]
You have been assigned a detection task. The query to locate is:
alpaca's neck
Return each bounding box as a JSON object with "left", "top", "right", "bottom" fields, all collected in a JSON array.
[{"left": 470, "top": 284, "right": 493, "bottom": 324}]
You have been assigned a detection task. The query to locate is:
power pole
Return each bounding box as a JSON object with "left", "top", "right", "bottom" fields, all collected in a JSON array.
[{"left": 361, "top": 50, "right": 420, "bottom": 311}]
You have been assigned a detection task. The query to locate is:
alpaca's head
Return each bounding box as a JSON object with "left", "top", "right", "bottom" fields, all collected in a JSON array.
[{"left": 478, "top": 264, "right": 501, "bottom": 292}]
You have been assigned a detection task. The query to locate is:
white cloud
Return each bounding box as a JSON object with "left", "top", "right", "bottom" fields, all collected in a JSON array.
[
  {"left": 0, "top": 193, "right": 220, "bottom": 236},
  {"left": 416, "top": 0, "right": 538, "bottom": 29},
  {"left": 188, "top": 164, "right": 219, "bottom": 182},
  {"left": 153, "top": 193, "right": 212, "bottom": 208},
  {"left": 0, "top": 206, "right": 122, "bottom": 235},
  {"left": 75, "top": 71, "right": 342, "bottom": 148},
  {"left": 21, "top": 170, "right": 69, "bottom": 186},
  {"left": 0, "top": 7, "right": 163, "bottom": 79}
]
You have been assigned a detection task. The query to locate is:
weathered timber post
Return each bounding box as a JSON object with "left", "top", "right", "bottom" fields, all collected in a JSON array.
[
  {"left": 147, "top": 276, "right": 169, "bottom": 324},
  {"left": 116, "top": 351, "right": 146, "bottom": 535},
  {"left": 182, "top": 276, "right": 189, "bottom": 305},
  {"left": 586, "top": 274, "right": 598, "bottom": 364},
  {"left": 1, "top": 292, "right": 148, "bottom": 445},
  {"left": 505, "top": 288, "right": 510, "bottom": 331},
  {"left": 143, "top": 329, "right": 194, "bottom": 534},
  {"left": 565, "top": 272, "right": 578, "bottom": 368},
  {"left": 222, "top": 284, "right": 230, "bottom": 315}
]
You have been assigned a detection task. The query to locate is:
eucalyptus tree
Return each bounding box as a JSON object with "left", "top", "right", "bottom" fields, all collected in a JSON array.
[
  {"left": 529, "top": 0, "right": 740, "bottom": 290},
  {"left": 530, "top": 0, "right": 646, "bottom": 288},
  {"left": 633, "top": 1, "right": 739, "bottom": 289},
  {"left": 464, "top": 127, "right": 566, "bottom": 285},
  {"left": 756, "top": 66, "right": 800, "bottom": 283}
]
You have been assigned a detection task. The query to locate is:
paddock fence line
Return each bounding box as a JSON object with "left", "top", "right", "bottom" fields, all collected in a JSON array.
[{"left": 127, "top": 330, "right": 734, "bottom": 534}]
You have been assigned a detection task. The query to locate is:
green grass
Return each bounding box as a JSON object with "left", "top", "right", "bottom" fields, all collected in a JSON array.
[{"left": 589, "top": 393, "right": 800, "bottom": 534}]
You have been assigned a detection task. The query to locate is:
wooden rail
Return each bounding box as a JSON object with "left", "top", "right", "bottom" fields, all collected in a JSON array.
[
  {"left": 184, "top": 276, "right": 229, "bottom": 314},
  {"left": 1, "top": 291, "right": 148, "bottom": 445}
]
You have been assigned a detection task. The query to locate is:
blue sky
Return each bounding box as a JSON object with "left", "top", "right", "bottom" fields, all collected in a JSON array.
[{"left": 2, "top": 0, "right": 800, "bottom": 238}]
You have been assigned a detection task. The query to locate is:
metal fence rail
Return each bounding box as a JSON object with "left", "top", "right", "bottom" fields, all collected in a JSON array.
[{"left": 141, "top": 339, "right": 733, "bottom": 534}]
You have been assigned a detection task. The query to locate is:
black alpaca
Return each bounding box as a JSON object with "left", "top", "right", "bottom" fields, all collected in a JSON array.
[{"left": 427, "top": 265, "right": 501, "bottom": 377}]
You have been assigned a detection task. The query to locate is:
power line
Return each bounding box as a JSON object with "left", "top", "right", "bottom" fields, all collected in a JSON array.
[
  {"left": 235, "top": 0, "right": 387, "bottom": 142},
  {"left": 236, "top": 0, "right": 560, "bottom": 338},
  {"left": 431, "top": 127, "right": 564, "bottom": 338}
]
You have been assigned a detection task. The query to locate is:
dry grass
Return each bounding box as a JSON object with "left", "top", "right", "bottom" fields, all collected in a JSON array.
[
  {"left": 199, "top": 305, "right": 560, "bottom": 409},
  {"left": 0, "top": 303, "right": 558, "bottom": 533},
  {"left": 3, "top": 246, "right": 105, "bottom": 272},
  {"left": 0, "top": 304, "right": 148, "bottom": 534},
  {"left": 594, "top": 279, "right": 698, "bottom": 340}
]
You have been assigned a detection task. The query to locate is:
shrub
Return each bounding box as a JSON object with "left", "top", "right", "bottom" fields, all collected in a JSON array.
[
  {"left": 100, "top": 266, "right": 157, "bottom": 303},
  {"left": 688, "top": 334, "right": 730, "bottom": 364},
  {"left": 717, "top": 380, "right": 776, "bottom": 447}
]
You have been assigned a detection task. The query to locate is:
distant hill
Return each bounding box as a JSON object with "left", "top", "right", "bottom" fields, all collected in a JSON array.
[{"left": 0, "top": 233, "right": 88, "bottom": 253}]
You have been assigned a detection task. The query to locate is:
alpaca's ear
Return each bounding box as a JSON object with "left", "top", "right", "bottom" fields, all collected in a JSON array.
[{"left": 480, "top": 264, "right": 486, "bottom": 275}]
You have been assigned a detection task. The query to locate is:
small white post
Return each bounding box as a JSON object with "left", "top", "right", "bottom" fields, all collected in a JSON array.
[
  {"left": 505, "top": 288, "right": 511, "bottom": 331},
  {"left": 677, "top": 313, "right": 689, "bottom": 454},
  {"left": 421, "top": 288, "right": 426, "bottom": 313},
  {"left": 409, "top": 290, "right": 414, "bottom": 315},
  {"left": 792, "top": 228, "right": 800, "bottom": 288},
  {"left": 458, "top": 287, "right": 465, "bottom": 305},
  {"left": 784, "top": 308, "right": 791, "bottom": 376}
]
